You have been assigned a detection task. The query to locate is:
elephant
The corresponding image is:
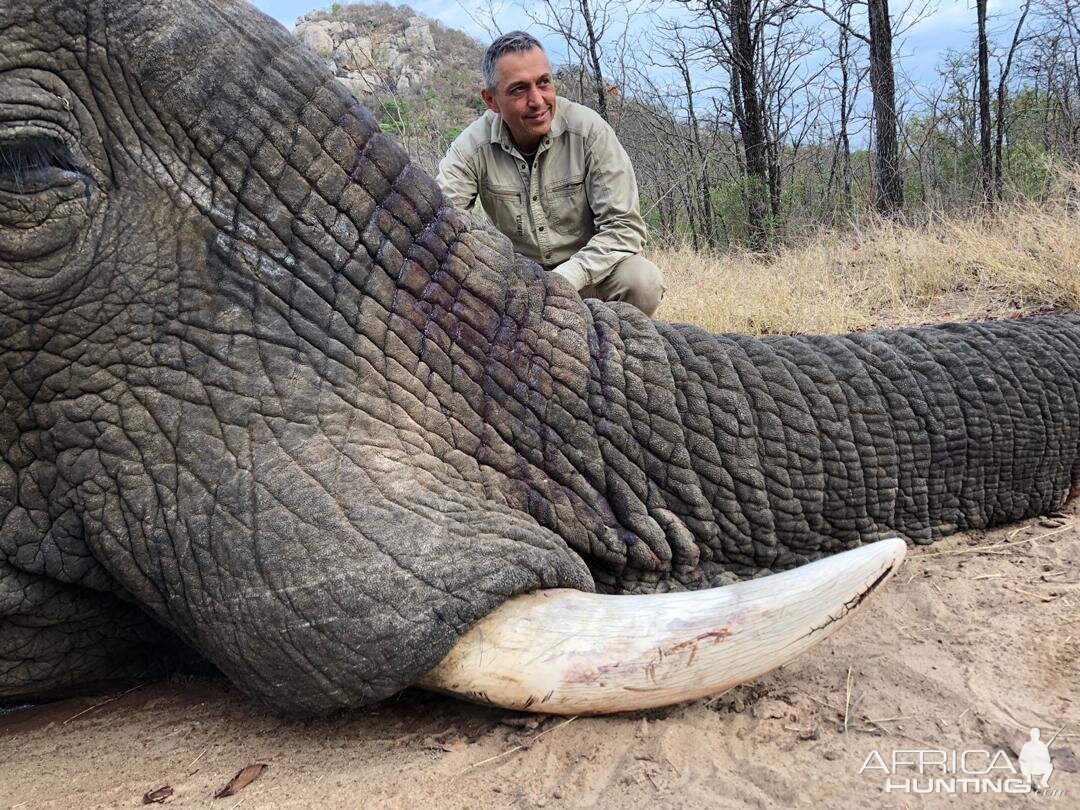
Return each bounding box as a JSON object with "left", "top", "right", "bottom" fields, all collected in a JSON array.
[{"left": 1, "top": 0, "right": 1078, "bottom": 717}]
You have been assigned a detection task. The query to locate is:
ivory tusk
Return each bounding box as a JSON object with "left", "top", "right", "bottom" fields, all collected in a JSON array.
[{"left": 419, "top": 537, "right": 906, "bottom": 715}]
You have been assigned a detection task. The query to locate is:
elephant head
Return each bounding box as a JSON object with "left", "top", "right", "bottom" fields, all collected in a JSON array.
[{"left": 1, "top": 0, "right": 1077, "bottom": 715}]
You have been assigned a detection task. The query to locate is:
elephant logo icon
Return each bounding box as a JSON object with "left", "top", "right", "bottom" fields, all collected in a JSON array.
[{"left": 1018, "top": 727, "right": 1055, "bottom": 788}]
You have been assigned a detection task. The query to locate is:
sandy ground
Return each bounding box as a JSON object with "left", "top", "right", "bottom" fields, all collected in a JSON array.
[{"left": 2, "top": 505, "right": 1078, "bottom": 809}]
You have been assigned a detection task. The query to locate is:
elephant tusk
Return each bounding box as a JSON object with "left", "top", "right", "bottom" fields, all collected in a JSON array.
[{"left": 418, "top": 537, "right": 906, "bottom": 714}]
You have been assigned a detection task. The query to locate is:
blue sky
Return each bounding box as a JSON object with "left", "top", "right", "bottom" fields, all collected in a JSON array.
[{"left": 251, "top": 0, "right": 1029, "bottom": 91}]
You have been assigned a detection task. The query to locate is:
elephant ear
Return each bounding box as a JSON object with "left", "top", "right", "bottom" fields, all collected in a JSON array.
[{"left": 110, "top": 440, "right": 595, "bottom": 716}]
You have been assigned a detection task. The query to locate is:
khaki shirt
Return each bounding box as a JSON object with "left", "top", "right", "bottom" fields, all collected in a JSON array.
[{"left": 435, "top": 96, "right": 647, "bottom": 290}]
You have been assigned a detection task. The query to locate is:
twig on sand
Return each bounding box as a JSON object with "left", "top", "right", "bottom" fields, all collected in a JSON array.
[
  {"left": 457, "top": 716, "right": 578, "bottom": 775},
  {"left": 62, "top": 683, "right": 144, "bottom": 724},
  {"left": 916, "top": 522, "right": 1074, "bottom": 560},
  {"left": 1003, "top": 584, "right": 1060, "bottom": 602},
  {"left": 1008, "top": 522, "right": 1034, "bottom": 541},
  {"left": 797, "top": 690, "right": 844, "bottom": 716},
  {"left": 916, "top": 537, "right": 1033, "bottom": 558},
  {"left": 917, "top": 537, "right": 1032, "bottom": 559},
  {"left": 843, "top": 667, "right": 854, "bottom": 733},
  {"left": 800, "top": 686, "right": 906, "bottom": 734},
  {"left": 865, "top": 715, "right": 910, "bottom": 725},
  {"left": 1032, "top": 522, "right": 1075, "bottom": 540}
]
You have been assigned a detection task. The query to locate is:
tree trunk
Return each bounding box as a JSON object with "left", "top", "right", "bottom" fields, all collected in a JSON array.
[
  {"left": 994, "top": 0, "right": 1031, "bottom": 198},
  {"left": 838, "top": 6, "right": 853, "bottom": 212},
  {"left": 578, "top": 0, "right": 608, "bottom": 120},
  {"left": 867, "top": 0, "right": 903, "bottom": 216},
  {"left": 730, "top": 0, "right": 770, "bottom": 248},
  {"left": 976, "top": 0, "right": 993, "bottom": 200},
  {"left": 680, "top": 59, "right": 716, "bottom": 247}
]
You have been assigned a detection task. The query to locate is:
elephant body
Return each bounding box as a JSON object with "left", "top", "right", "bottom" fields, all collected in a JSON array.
[{"left": 1, "top": 0, "right": 1077, "bottom": 714}]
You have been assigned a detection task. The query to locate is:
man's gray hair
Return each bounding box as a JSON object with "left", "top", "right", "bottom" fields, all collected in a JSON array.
[{"left": 482, "top": 31, "right": 544, "bottom": 91}]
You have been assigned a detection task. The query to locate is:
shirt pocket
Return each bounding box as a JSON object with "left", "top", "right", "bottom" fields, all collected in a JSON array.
[
  {"left": 543, "top": 174, "right": 588, "bottom": 235},
  {"left": 480, "top": 182, "right": 527, "bottom": 238}
]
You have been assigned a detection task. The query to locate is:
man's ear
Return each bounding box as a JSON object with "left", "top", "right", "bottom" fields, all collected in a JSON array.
[{"left": 480, "top": 88, "right": 500, "bottom": 114}]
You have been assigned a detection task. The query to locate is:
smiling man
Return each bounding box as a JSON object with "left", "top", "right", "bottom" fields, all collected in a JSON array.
[{"left": 436, "top": 32, "right": 664, "bottom": 317}]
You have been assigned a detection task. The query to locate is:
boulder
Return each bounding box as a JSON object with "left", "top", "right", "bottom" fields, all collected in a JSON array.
[
  {"left": 294, "top": 21, "right": 336, "bottom": 58},
  {"left": 403, "top": 18, "right": 436, "bottom": 54},
  {"left": 334, "top": 36, "right": 374, "bottom": 72},
  {"left": 338, "top": 71, "right": 385, "bottom": 98},
  {"left": 376, "top": 42, "right": 407, "bottom": 72}
]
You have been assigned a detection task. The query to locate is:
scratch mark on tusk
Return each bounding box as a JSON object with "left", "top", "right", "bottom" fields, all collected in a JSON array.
[{"left": 801, "top": 563, "right": 896, "bottom": 641}]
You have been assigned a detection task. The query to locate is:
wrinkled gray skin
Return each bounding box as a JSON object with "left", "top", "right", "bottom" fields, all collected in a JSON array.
[{"left": 1, "top": 0, "right": 1079, "bottom": 716}]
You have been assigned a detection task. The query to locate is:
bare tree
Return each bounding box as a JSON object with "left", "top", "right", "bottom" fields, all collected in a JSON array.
[
  {"left": 804, "top": 0, "right": 904, "bottom": 215},
  {"left": 517, "top": 0, "right": 645, "bottom": 121},
  {"left": 866, "top": 0, "right": 903, "bottom": 213},
  {"left": 976, "top": 0, "right": 992, "bottom": 199},
  {"left": 994, "top": 0, "right": 1032, "bottom": 198},
  {"left": 825, "top": 0, "right": 861, "bottom": 211},
  {"left": 664, "top": 1, "right": 824, "bottom": 248}
]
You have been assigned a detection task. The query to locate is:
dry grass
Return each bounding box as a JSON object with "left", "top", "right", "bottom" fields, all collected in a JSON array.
[{"left": 652, "top": 184, "right": 1080, "bottom": 336}]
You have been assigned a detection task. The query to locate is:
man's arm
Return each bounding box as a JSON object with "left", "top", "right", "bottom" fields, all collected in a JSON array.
[
  {"left": 552, "top": 123, "right": 647, "bottom": 291},
  {"left": 436, "top": 139, "right": 480, "bottom": 211}
]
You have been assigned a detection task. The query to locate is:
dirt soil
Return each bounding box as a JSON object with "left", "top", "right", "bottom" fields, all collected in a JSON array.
[{"left": 2, "top": 505, "right": 1078, "bottom": 809}]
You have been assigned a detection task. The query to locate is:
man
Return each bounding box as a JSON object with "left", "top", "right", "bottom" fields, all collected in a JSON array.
[{"left": 436, "top": 31, "right": 664, "bottom": 317}]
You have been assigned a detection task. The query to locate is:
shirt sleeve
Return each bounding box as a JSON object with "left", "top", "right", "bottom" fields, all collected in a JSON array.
[
  {"left": 435, "top": 139, "right": 480, "bottom": 211},
  {"left": 552, "top": 122, "right": 647, "bottom": 290}
]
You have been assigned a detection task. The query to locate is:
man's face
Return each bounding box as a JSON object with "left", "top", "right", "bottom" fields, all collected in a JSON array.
[{"left": 481, "top": 47, "right": 556, "bottom": 152}]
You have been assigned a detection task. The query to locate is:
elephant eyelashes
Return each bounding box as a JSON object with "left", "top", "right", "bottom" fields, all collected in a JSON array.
[{"left": 0, "top": 135, "right": 85, "bottom": 193}]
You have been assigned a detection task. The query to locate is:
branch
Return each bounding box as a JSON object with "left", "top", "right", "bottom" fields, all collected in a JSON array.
[{"left": 802, "top": 1, "right": 871, "bottom": 44}]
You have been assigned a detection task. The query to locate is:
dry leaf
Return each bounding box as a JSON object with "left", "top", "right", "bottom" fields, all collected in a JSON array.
[
  {"left": 142, "top": 785, "right": 173, "bottom": 804},
  {"left": 214, "top": 763, "right": 267, "bottom": 798}
]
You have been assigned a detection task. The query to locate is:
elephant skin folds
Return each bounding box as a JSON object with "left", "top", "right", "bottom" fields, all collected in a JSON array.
[{"left": 1, "top": 0, "right": 1078, "bottom": 715}]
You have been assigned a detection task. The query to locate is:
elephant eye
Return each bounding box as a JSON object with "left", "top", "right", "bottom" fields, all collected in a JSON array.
[{"left": 0, "top": 135, "right": 87, "bottom": 193}]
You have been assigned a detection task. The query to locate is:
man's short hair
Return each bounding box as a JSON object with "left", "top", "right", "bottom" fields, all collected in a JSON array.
[{"left": 482, "top": 31, "right": 544, "bottom": 92}]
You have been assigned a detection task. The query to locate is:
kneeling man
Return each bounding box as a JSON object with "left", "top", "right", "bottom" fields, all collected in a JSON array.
[{"left": 436, "top": 32, "right": 664, "bottom": 317}]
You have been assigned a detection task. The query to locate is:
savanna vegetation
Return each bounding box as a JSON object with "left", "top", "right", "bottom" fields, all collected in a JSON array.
[{"left": 310, "top": 1, "right": 1079, "bottom": 332}]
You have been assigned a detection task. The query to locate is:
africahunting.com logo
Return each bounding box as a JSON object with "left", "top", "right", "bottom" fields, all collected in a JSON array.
[{"left": 859, "top": 726, "right": 1067, "bottom": 797}]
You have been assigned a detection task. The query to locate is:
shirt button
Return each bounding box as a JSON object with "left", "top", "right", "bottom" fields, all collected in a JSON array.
[
  {"left": 532, "top": 195, "right": 538, "bottom": 201},
  {"left": 539, "top": 226, "right": 546, "bottom": 232}
]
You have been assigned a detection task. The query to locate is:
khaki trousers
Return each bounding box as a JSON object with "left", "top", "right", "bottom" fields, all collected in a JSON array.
[{"left": 577, "top": 255, "right": 666, "bottom": 318}]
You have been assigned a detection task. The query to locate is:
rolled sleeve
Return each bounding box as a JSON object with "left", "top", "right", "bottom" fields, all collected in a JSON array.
[{"left": 552, "top": 258, "right": 590, "bottom": 290}]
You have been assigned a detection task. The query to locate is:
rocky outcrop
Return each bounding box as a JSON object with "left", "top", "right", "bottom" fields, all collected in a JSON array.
[
  {"left": 293, "top": 11, "right": 439, "bottom": 98},
  {"left": 288, "top": 2, "right": 486, "bottom": 171}
]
